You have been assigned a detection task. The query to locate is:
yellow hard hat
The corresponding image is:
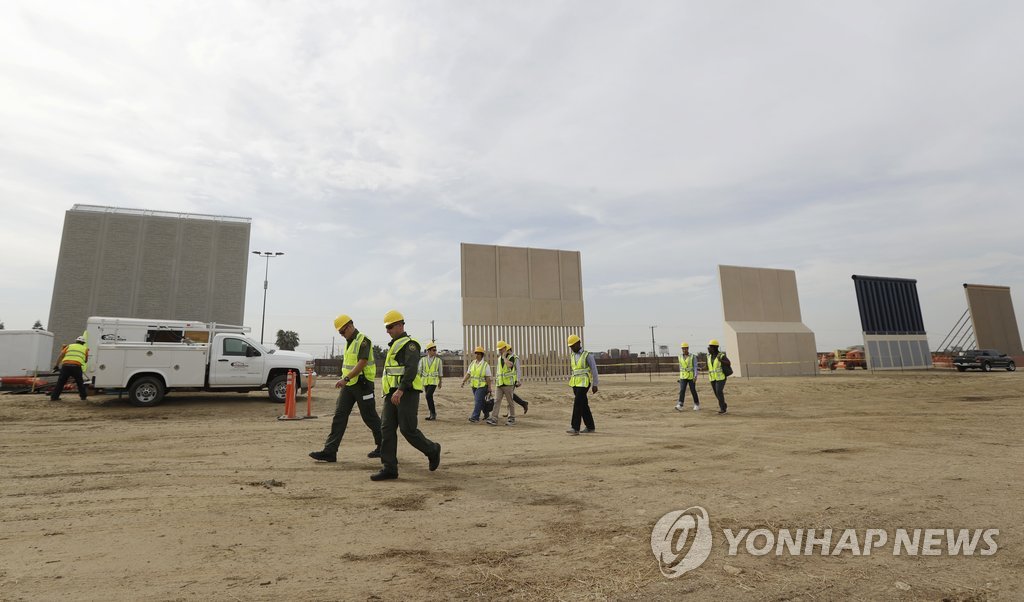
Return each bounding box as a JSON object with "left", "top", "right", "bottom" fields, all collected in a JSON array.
[
  {"left": 566, "top": 334, "right": 581, "bottom": 347},
  {"left": 680, "top": 342, "right": 689, "bottom": 348},
  {"left": 383, "top": 309, "right": 404, "bottom": 326},
  {"left": 425, "top": 341, "right": 437, "bottom": 351},
  {"left": 709, "top": 339, "right": 720, "bottom": 346},
  {"left": 474, "top": 345, "right": 485, "bottom": 354},
  {"left": 496, "top": 340, "right": 510, "bottom": 351},
  {"left": 333, "top": 314, "right": 352, "bottom": 330}
]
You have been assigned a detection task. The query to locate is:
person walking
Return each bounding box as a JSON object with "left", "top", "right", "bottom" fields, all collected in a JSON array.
[
  {"left": 707, "top": 339, "right": 732, "bottom": 414},
  {"left": 507, "top": 343, "right": 529, "bottom": 415},
  {"left": 51, "top": 336, "right": 89, "bottom": 401},
  {"left": 372, "top": 310, "right": 441, "bottom": 481},
  {"left": 461, "top": 346, "right": 494, "bottom": 423},
  {"left": 675, "top": 342, "right": 700, "bottom": 411},
  {"left": 419, "top": 341, "right": 443, "bottom": 420},
  {"left": 309, "top": 314, "right": 383, "bottom": 463},
  {"left": 566, "top": 334, "right": 599, "bottom": 435},
  {"left": 488, "top": 340, "right": 518, "bottom": 426}
]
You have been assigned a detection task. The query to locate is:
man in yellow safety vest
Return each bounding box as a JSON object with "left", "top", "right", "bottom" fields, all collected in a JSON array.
[
  {"left": 488, "top": 340, "right": 518, "bottom": 426},
  {"left": 309, "top": 314, "right": 383, "bottom": 463},
  {"left": 419, "top": 341, "right": 443, "bottom": 420},
  {"left": 566, "top": 334, "right": 599, "bottom": 435},
  {"left": 675, "top": 342, "right": 700, "bottom": 412},
  {"left": 707, "top": 339, "right": 732, "bottom": 414},
  {"left": 372, "top": 310, "right": 441, "bottom": 481},
  {"left": 51, "top": 336, "right": 89, "bottom": 401}
]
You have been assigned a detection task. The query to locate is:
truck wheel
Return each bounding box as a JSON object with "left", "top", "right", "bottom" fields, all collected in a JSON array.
[
  {"left": 128, "top": 376, "right": 165, "bottom": 407},
  {"left": 269, "top": 374, "right": 290, "bottom": 403},
  {"left": 982, "top": 362, "right": 992, "bottom": 372},
  {"left": 956, "top": 366, "right": 966, "bottom": 372},
  {"left": 1008, "top": 361, "right": 1016, "bottom": 372}
]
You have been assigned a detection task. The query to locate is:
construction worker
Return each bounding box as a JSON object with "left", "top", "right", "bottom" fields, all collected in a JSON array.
[
  {"left": 675, "top": 342, "right": 700, "bottom": 411},
  {"left": 489, "top": 340, "right": 518, "bottom": 425},
  {"left": 507, "top": 343, "right": 529, "bottom": 415},
  {"left": 419, "top": 341, "right": 443, "bottom": 420},
  {"left": 707, "top": 339, "right": 732, "bottom": 414},
  {"left": 461, "top": 345, "right": 493, "bottom": 423},
  {"left": 51, "top": 336, "right": 88, "bottom": 401},
  {"left": 373, "top": 310, "right": 441, "bottom": 481},
  {"left": 566, "top": 334, "right": 599, "bottom": 435},
  {"left": 309, "top": 314, "right": 383, "bottom": 463}
]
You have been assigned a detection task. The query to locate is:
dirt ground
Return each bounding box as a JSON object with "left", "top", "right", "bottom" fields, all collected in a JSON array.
[{"left": 1, "top": 370, "right": 1022, "bottom": 601}]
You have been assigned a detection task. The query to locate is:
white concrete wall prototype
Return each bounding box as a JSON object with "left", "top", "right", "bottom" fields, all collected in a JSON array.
[{"left": 718, "top": 265, "right": 818, "bottom": 377}]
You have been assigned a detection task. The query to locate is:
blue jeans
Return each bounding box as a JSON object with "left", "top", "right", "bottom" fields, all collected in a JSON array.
[{"left": 470, "top": 386, "right": 488, "bottom": 420}]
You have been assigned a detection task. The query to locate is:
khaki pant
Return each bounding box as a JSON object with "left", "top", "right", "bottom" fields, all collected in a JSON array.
[{"left": 495, "top": 385, "right": 516, "bottom": 420}]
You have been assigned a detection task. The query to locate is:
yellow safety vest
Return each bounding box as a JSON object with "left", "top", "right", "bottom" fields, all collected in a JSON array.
[
  {"left": 62, "top": 343, "right": 88, "bottom": 367},
  {"left": 569, "top": 350, "right": 592, "bottom": 387},
  {"left": 382, "top": 336, "right": 423, "bottom": 392},
  {"left": 420, "top": 356, "right": 441, "bottom": 386},
  {"left": 678, "top": 354, "right": 695, "bottom": 380},
  {"left": 342, "top": 332, "right": 376, "bottom": 382},
  {"left": 468, "top": 360, "right": 488, "bottom": 388},
  {"left": 708, "top": 353, "right": 727, "bottom": 382},
  {"left": 496, "top": 354, "right": 517, "bottom": 386}
]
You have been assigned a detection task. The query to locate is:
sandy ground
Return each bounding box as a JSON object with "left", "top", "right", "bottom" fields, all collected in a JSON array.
[{"left": 1, "top": 370, "right": 1022, "bottom": 601}]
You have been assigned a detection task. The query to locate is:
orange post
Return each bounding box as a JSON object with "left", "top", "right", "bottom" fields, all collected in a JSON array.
[
  {"left": 277, "top": 371, "right": 303, "bottom": 421},
  {"left": 303, "top": 369, "right": 318, "bottom": 419}
]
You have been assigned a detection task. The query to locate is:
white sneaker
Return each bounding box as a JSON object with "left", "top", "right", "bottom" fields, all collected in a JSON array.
[
  {"left": 674, "top": 405, "right": 683, "bottom": 412},
  {"left": 693, "top": 404, "right": 701, "bottom": 411}
]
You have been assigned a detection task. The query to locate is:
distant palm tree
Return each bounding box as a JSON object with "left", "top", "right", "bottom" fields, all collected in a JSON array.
[
  {"left": 32, "top": 320, "right": 44, "bottom": 330},
  {"left": 276, "top": 330, "right": 300, "bottom": 351}
]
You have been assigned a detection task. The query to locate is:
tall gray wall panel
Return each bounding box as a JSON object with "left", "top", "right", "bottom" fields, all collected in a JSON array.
[
  {"left": 47, "top": 206, "right": 251, "bottom": 361},
  {"left": 964, "top": 284, "right": 1023, "bottom": 355}
]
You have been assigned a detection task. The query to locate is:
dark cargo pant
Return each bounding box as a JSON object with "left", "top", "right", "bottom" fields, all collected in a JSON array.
[
  {"left": 380, "top": 389, "right": 439, "bottom": 475},
  {"left": 323, "top": 379, "right": 382, "bottom": 454}
]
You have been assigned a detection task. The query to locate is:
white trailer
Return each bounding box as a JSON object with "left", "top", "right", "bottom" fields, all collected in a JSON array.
[
  {"left": 0, "top": 330, "right": 55, "bottom": 376},
  {"left": 86, "top": 317, "right": 314, "bottom": 407}
]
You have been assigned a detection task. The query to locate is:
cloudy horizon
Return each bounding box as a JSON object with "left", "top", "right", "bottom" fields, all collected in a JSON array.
[{"left": 2, "top": 1, "right": 1022, "bottom": 358}]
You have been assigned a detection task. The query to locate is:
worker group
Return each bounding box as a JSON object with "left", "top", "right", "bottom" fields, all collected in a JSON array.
[{"left": 303, "top": 310, "right": 734, "bottom": 482}]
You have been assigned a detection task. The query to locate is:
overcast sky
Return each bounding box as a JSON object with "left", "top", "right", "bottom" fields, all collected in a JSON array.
[{"left": 2, "top": 1, "right": 1022, "bottom": 357}]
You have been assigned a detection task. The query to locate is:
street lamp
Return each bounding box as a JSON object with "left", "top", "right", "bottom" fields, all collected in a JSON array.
[{"left": 251, "top": 251, "right": 284, "bottom": 344}]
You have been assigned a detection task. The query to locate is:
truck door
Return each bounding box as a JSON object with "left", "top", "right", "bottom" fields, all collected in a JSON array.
[{"left": 210, "top": 335, "right": 266, "bottom": 386}]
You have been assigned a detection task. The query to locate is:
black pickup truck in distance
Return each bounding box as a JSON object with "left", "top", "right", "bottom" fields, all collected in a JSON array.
[{"left": 953, "top": 349, "right": 1016, "bottom": 372}]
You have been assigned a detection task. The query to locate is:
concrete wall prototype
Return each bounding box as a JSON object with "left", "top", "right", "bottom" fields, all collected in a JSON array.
[
  {"left": 461, "top": 243, "right": 584, "bottom": 380},
  {"left": 47, "top": 205, "right": 251, "bottom": 360},
  {"left": 718, "top": 265, "right": 817, "bottom": 377},
  {"left": 964, "top": 284, "right": 1023, "bottom": 355}
]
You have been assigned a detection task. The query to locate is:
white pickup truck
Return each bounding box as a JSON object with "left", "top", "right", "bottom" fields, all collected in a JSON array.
[{"left": 85, "top": 317, "right": 314, "bottom": 407}]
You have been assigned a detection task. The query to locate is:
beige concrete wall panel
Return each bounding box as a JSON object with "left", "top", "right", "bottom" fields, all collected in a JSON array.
[
  {"left": 173, "top": 221, "right": 216, "bottom": 319},
  {"left": 529, "top": 249, "right": 561, "bottom": 300},
  {"left": 965, "top": 285, "right": 1023, "bottom": 355},
  {"left": 719, "top": 266, "right": 745, "bottom": 321},
  {"left": 777, "top": 332, "right": 801, "bottom": 376},
  {"left": 757, "top": 270, "right": 784, "bottom": 322},
  {"left": 461, "top": 243, "right": 498, "bottom": 298},
  {"left": 497, "top": 298, "right": 532, "bottom": 326},
  {"left": 755, "top": 333, "right": 781, "bottom": 376},
  {"left": 559, "top": 251, "right": 583, "bottom": 301},
  {"left": 211, "top": 223, "right": 250, "bottom": 324},
  {"left": 561, "top": 300, "right": 585, "bottom": 327},
  {"left": 778, "top": 270, "right": 802, "bottom": 322},
  {"left": 737, "top": 268, "right": 766, "bottom": 322},
  {"left": 462, "top": 299, "right": 499, "bottom": 325},
  {"left": 530, "top": 300, "right": 563, "bottom": 326},
  {"left": 498, "top": 246, "right": 530, "bottom": 298}
]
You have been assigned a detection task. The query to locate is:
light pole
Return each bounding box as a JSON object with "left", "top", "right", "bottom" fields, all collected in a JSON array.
[{"left": 251, "top": 251, "right": 284, "bottom": 344}]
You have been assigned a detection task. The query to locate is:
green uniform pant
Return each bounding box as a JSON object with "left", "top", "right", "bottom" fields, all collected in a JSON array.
[
  {"left": 323, "top": 380, "right": 382, "bottom": 454},
  {"left": 380, "top": 389, "right": 438, "bottom": 474}
]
